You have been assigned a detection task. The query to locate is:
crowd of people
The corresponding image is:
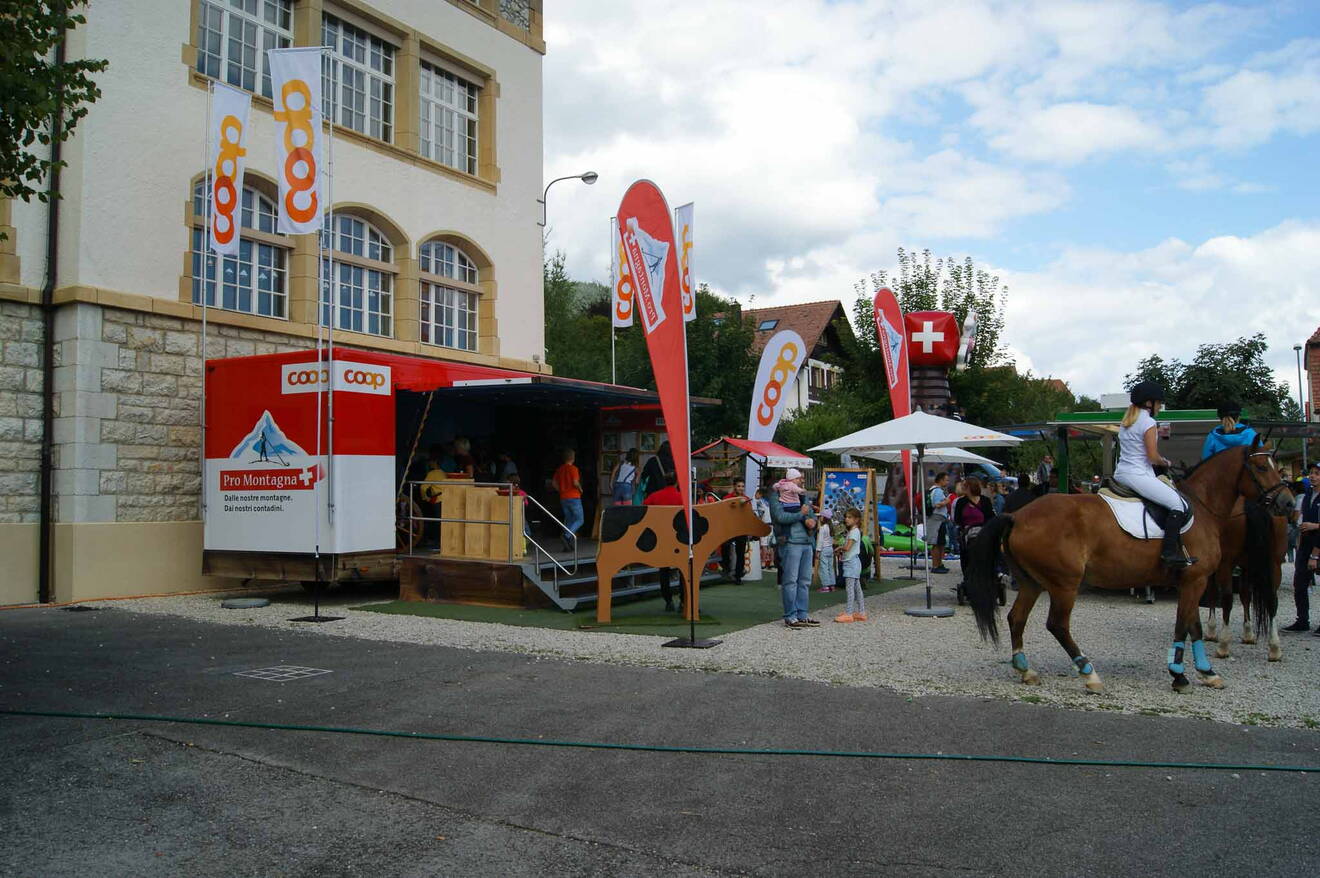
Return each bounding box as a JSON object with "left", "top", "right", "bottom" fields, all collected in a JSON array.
[{"left": 409, "top": 395, "right": 1320, "bottom": 633}]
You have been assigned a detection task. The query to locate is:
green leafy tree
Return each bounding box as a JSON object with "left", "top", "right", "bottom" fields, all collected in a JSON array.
[
  {"left": 1, "top": 2, "right": 107, "bottom": 208},
  {"left": 1124, "top": 334, "right": 1295, "bottom": 418},
  {"left": 543, "top": 258, "right": 757, "bottom": 445}
]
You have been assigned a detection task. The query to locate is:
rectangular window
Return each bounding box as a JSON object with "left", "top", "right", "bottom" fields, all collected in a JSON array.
[
  {"left": 322, "top": 14, "right": 395, "bottom": 141},
  {"left": 191, "top": 228, "right": 288, "bottom": 319},
  {"left": 321, "top": 261, "right": 393, "bottom": 337},
  {"left": 420, "top": 282, "right": 478, "bottom": 352},
  {"left": 757, "top": 319, "right": 778, "bottom": 331},
  {"left": 419, "top": 62, "right": 479, "bottom": 175},
  {"left": 196, "top": 0, "right": 292, "bottom": 98}
]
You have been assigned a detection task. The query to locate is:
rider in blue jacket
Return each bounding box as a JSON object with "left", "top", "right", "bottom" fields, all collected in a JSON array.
[{"left": 1201, "top": 401, "right": 1258, "bottom": 460}]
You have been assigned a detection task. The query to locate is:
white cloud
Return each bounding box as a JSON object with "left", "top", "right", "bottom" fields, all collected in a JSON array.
[
  {"left": 1203, "top": 40, "right": 1320, "bottom": 147},
  {"left": 998, "top": 221, "right": 1320, "bottom": 397},
  {"left": 541, "top": 0, "right": 1319, "bottom": 385},
  {"left": 987, "top": 102, "right": 1167, "bottom": 164}
]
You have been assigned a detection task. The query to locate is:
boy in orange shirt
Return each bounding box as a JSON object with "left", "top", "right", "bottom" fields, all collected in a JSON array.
[{"left": 553, "top": 448, "right": 583, "bottom": 551}]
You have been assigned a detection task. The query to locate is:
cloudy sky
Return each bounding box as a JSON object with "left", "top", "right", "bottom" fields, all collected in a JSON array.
[{"left": 540, "top": 0, "right": 1320, "bottom": 399}]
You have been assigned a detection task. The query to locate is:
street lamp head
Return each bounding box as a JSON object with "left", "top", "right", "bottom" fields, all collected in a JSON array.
[
  {"left": 1295, "top": 344, "right": 1304, "bottom": 352},
  {"left": 580, "top": 171, "right": 599, "bottom": 185}
]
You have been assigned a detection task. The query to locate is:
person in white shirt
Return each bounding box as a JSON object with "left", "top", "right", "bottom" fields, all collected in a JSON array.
[
  {"left": 609, "top": 448, "right": 639, "bottom": 506},
  {"left": 1113, "top": 381, "right": 1193, "bottom": 568},
  {"left": 835, "top": 508, "right": 867, "bottom": 622},
  {"left": 816, "top": 510, "right": 836, "bottom": 591}
]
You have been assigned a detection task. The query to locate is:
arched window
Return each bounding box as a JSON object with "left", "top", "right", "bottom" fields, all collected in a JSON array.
[
  {"left": 190, "top": 180, "right": 289, "bottom": 318},
  {"left": 320, "top": 215, "right": 395, "bottom": 337},
  {"left": 418, "top": 239, "right": 480, "bottom": 351}
]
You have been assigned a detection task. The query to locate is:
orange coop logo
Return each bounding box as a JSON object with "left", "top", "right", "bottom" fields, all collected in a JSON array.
[
  {"left": 286, "top": 368, "right": 330, "bottom": 386},
  {"left": 274, "top": 79, "right": 317, "bottom": 223},
  {"left": 343, "top": 369, "right": 385, "bottom": 389},
  {"left": 755, "top": 342, "right": 801, "bottom": 426},
  {"left": 212, "top": 114, "right": 246, "bottom": 245},
  {"left": 614, "top": 238, "right": 634, "bottom": 321}
]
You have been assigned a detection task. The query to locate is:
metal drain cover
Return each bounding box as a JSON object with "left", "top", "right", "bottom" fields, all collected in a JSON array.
[{"left": 233, "top": 666, "right": 332, "bottom": 681}]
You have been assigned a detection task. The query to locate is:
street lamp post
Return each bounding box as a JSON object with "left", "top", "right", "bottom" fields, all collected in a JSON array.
[
  {"left": 1296, "top": 344, "right": 1308, "bottom": 470},
  {"left": 538, "top": 171, "right": 599, "bottom": 227}
]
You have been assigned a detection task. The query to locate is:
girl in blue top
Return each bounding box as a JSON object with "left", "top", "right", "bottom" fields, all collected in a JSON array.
[{"left": 1201, "top": 402, "right": 1259, "bottom": 459}]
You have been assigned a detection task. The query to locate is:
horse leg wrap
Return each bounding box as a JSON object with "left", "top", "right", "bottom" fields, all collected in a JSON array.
[
  {"left": 1011, "top": 652, "right": 1030, "bottom": 673},
  {"left": 1072, "top": 655, "right": 1094, "bottom": 676},
  {"left": 1167, "top": 642, "right": 1185, "bottom": 676},
  {"left": 1190, "top": 639, "right": 1214, "bottom": 674}
]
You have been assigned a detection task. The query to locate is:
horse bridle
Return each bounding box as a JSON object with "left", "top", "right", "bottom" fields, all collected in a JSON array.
[
  {"left": 1244, "top": 451, "right": 1290, "bottom": 511},
  {"left": 1182, "top": 450, "right": 1289, "bottom": 519}
]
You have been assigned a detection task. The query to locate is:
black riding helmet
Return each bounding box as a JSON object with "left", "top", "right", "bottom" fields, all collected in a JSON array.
[
  {"left": 1129, "top": 380, "right": 1165, "bottom": 406},
  {"left": 1217, "top": 401, "right": 1242, "bottom": 419}
]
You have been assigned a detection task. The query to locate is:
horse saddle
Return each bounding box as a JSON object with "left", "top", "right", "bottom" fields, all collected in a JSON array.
[{"left": 1097, "top": 478, "right": 1193, "bottom": 540}]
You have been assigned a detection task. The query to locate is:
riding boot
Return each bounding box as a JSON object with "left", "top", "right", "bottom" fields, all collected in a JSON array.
[{"left": 1160, "top": 510, "right": 1195, "bottom": 568}]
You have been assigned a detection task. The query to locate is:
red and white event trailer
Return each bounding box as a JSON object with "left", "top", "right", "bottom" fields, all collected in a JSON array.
[{"left": 202, "top": 348, "right": 691, "bottom": 584}]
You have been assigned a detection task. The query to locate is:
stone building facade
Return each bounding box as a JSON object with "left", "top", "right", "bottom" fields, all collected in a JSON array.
[{"left": 0, "top": 0, "right": 546, "bottom": 604}]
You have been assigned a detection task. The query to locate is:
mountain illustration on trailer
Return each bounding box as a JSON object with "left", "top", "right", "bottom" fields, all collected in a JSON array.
[{"left": 229, "top": 410, "right": 309, "bottom": 464}]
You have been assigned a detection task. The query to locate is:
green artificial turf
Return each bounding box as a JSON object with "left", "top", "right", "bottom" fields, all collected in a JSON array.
[{"left": 353, "top": 573, "right": 909, "bottom": 638}]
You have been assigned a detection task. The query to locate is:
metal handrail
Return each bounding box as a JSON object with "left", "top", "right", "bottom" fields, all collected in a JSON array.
[{"left": 520, "top": 490, "right": 579, "bottom": 575}]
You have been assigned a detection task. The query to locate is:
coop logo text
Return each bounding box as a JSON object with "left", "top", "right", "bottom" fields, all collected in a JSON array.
[
  {"left": 755, "top": 342, "right": 802, "bottom": 426},
  {"left": 280, "top": 363, "right": 391, "bottom": 395}
]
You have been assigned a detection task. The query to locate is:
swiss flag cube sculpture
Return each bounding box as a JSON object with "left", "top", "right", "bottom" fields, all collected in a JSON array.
[{"left": 904, "top": 311, "right": 960, "bottom": 367}]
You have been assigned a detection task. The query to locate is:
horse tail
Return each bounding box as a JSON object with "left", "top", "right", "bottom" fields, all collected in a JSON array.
[
  {"left": 964, "top": 514, "right": 1014, "bottom": 644},
  {"left": 1242, "top": 501, "right": 1277, "bottom": 639}
]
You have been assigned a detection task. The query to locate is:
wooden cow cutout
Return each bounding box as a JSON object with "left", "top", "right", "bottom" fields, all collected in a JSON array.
[{"left": 595, "top": 497, "right": 771, "bottom": 622}]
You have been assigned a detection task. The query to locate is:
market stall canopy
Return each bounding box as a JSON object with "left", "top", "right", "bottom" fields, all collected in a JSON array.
[
  {"left": 809, "top": 411, "right": 1022, "bottom": 453},
  {"left": 692, "top": 437, "right": 813, "bottom": 469},
  {"left": 851, "top": 446, "right": 1000, "bottom": 466}
]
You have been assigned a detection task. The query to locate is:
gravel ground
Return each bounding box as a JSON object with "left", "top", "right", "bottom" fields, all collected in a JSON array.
[{"left": 108, "top": 558, "right": 1320, "bottom": 731}]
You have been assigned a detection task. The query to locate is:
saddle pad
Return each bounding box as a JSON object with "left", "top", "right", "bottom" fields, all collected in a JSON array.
[{"left": 1099, "top": 493, "right": 1193, "bottom": 540}]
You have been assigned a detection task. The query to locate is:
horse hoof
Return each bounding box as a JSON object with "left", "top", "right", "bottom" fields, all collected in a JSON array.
[
  {"left": 1084, "top": 679, "right": 1104, "bottom": 693},
  {"left": 1171, "top": 674, "right": 1190, "bottom": 692},
  {"left": 1199, "top": 674, "right": 1225, "bottom": 689},
  {"left": 1242, "top": 635, "right": 1257, "bottom": 645},
  {"left": 1268, "top": 648, "right": 1282, "bottom": 662},
  {"left": 1215, "top": 644, "right": 1231, "bottom": 660},
  {"left": 1020, "top": 669, "right": 1040, "bottom": 685}
]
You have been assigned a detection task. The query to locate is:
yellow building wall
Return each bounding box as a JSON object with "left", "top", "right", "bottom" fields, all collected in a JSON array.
[
  {"left": 51, "top": 521, "right": 236, "bottom": 602},
  {"left": 0, "top": 524, "right": 39, "bottom": 606}
]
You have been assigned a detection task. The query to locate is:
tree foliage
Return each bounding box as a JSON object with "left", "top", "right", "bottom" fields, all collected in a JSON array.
[
  {"left": 543, "top": 255, "right": 758, "bottom": 444},
  {"left": 0, "top": 1, "right": 108, "bottom": 205},
  {"left": 1124, "top": 334, "right": 1298, "bottom": 419}
]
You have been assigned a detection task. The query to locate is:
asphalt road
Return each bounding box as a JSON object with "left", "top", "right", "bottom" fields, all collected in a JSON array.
[{"left": 1, "top": 606, "right": 1318, "bottom": 877}]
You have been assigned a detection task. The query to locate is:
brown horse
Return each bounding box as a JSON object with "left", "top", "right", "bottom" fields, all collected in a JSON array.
[
  {"left": 963, "top": 443, "right": 1292, "bottom": 692},
  {"left": 1201, "top": 500, "right": 1287, "bottom": 661}
]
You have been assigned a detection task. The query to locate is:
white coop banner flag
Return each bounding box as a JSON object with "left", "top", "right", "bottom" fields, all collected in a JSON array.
[
  {"left": 267, "top": 47, "right": 324, "bottom": 235},
  {"left": 611, "top": 216, "right": 634, "bottom": 327},
  {"left": 674, "top": 202, "right": 695, "bottom": 322},
  {"left": 208, "top": 83, "right": 251, "bottom": 256}
]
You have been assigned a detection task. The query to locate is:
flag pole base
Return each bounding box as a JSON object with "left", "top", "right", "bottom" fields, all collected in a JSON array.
[
  {"left": 904, "top": 606, "right": 955, "bottom": 618},
  {"left": 662, "top": 637, "right": 722, "bottom": 649},
  {"left": 288, "top": 615, "right": 345, "bottom": 623}
]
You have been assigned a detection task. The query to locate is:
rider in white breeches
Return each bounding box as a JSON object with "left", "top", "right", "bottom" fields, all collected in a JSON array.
[{"left": 1113, "top": 381, "right": 1194, "bottom": 567}]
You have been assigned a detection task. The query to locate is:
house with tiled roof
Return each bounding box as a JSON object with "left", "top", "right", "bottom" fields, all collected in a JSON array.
[
  {"left": 743, "top": 300, "right": 851, "bottom": 415},
  {"left": 1305, "top": 326, "right": 1320, "bottom": 421}
]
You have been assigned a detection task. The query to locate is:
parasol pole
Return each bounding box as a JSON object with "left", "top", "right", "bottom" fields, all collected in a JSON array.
[{"left": 905, "top": 442, "right": 953, "bottom": 617}]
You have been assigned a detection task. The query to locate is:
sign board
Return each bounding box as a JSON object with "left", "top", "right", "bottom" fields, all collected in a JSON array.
[{"left": 204, "top": 353, "right": 395, "bottom": 554}]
